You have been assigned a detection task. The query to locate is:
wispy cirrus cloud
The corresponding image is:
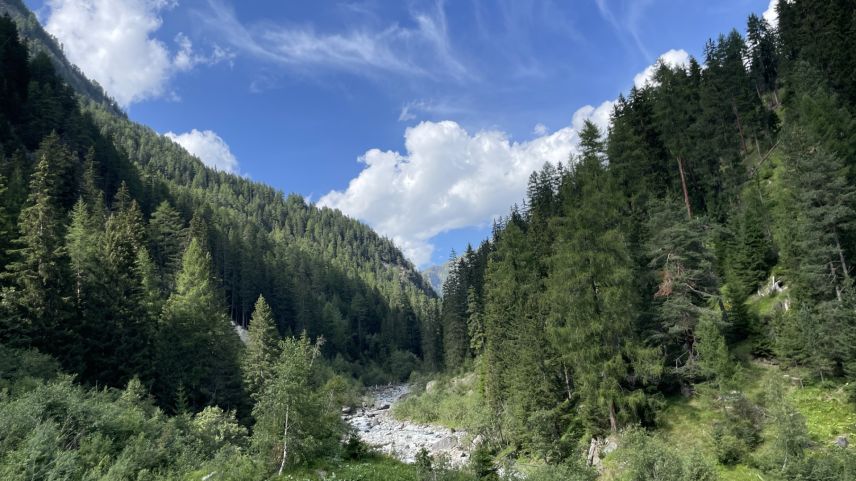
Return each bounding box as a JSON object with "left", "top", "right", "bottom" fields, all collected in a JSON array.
[
  {"left": 201, "top": 0, "right": 471, "bottom": 83},
  {"left": 595, "top": 0, "right": 655, "bottom": 61}
]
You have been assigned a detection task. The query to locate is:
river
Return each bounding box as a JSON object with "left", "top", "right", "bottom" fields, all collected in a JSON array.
[{"left": 344, "top": 384, "right": 472, "bottom": 466}]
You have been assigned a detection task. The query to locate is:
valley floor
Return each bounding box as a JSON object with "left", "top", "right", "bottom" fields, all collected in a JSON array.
[
  {"left": 346, "top": 384, "right": 473, "bottom": 465},
  {"left": 392, "top": 361, "right": 856, "bottom": 481}
]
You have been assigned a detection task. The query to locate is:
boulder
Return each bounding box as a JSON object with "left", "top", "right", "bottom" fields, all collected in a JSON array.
[
  {"left": 377, "top": 403, "right": 391, "bottom": 410},
  {"left": 426, "top": 380, "right": 439, "bottom": 393},
  {"left": 432, "top": 435, "right": 458, "bottom": 450},
  {"left": 342, "top": 406, "right": 353, "bottom": 415},
  {"left": 836, "top": 436, "right": 849, "bottom": 448}
]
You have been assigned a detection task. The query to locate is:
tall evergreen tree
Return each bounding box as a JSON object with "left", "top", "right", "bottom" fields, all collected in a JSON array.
[
  {"left": 243, "top": 294, "right": 282, "bottom": 400},
  {"left": 646, "top": 198, "right": 720, "bottom": 381},
  {"left": 147, "top": 200, "right": 187, "bottom": 293},
  {"left": 547, "top": 121, "right": 660, "bottom": 433},
  {"left": 156, "top": 238, "right": 245, "bottom": 411},
  {"left": 3, "top": 133, "right": 72, "bottom": 359}
]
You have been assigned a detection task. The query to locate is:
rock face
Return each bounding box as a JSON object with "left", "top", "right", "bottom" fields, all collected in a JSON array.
[
  {"left": 344, "top": 384, "right": 470, "bottom": 466},
  {"left": 586, "top": 437, "right": 618, "bottom": 470}
]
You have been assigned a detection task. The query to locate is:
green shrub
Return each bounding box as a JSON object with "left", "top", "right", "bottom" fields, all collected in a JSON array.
[
  {"left": 618, "top": 428, "right": 718, "bottom": 481},
  {"left": 524, "top": 461, "right": 597, "bottom": 481}
]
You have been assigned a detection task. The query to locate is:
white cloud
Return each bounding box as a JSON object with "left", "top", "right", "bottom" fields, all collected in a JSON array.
[
  {"left": 43, "top": 0, "right": 231, "bottom": 106},
  {"left": 318, "top": 105, "right": 607, "bottom": 266},
  {"left": 633, "top": 49, "right": 691, "bottom": 89},
  {"left": 203, "top": 0, "right": 470, "bottom": 83},
  {"left": 173, "top": 33, "right": 235, "bottom": 72},
  {"left": 763, "top": 0, "right": 779, "bottom": 28},
  {"left": 533, "top": 123, "right": 548, "bottom": 136},
  {"left": 319, "top": 49, "right": 684, "bottom": 266},
  {"left": 164, "top": 129, "right": 239, "bottom": 173}
]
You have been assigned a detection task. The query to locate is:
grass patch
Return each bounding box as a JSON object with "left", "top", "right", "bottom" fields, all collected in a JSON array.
[
  {"left": 716, "top": 464, "right": 768, "bottom": 481},
  {"left": 791, "top": 384, "right": 856, "bottom": 442},
  {"left": 392, "top": 373, "right": 486, "bottom": 431}
]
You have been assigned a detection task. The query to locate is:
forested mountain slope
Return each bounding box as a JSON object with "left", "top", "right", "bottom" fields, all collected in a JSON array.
[
  {"left": 0, "top": 0, "right": 438, "bottom": 410},
  {"left": 422, "top": 1, "right": 856, "bottom": 478}
]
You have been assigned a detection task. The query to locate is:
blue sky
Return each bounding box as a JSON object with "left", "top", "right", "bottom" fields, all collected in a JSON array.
[{"left": 26, "top": 0, "right": 776, "bottom": 268}]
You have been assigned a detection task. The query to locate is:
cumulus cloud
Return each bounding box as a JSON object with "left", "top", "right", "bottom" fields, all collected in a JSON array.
[
  {"left": 319, "top": 104, "right": 607, "bottom": 266},
  {"left": 762, "top": 0, "right": 779, "bottom": 28},
  {"left": 319, "top": 50, "right": 687, "bottom": 266},
  {"left": 533, "top": 123, "right": 548, "bottom": 136},
  {"left": 633, "top": 49, "right": 691, "bottom": 89},
  {"left": 164, "top": 129, "right": 239, "bottom": 173},
  {"left": 43, "top": 0, "right": 231, "bottom": 106},
  {"left": 203, "top": 0, "right": 470, "bottom": 83}
]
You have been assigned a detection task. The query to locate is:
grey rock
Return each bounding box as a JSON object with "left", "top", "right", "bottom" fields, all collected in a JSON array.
[
  {"left": 432, "top": 436, "right": 458, "bottom": 450},
  {"left": 836, "top": 436, "right": 849, "bottom": 448}
]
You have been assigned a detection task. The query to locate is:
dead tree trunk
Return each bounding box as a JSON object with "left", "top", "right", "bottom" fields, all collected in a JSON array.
[
  {"left": 278, "top": 404, "right": 290, "bottom": 476},
  {"left": 732, "top": 97, "right": 747, "bottom": 153},
  {"left": 609, "top": 400, "right": 618, "bottom": 433},
  {"left": 677, "top": 156, "right": 693, "bottom": 219},
  {"left": 835, "top": 230, "right": 850, "bottom": 280}
]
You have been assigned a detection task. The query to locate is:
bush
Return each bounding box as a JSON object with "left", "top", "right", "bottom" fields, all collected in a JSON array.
[
  {"left": 469, "top": 444, "right": 498, "bottom": 481},
  {"left": 782, "top": 446, "right": 856, "bottom": 480},
  {"left": 524, "top": 461, "right": 597, "bottom": 481},
  {"left": 712, "top": 393, "right": 763, "bottom": 465},
  {"left": 618, "top": 428, "right": 718, "bottom": 481}
]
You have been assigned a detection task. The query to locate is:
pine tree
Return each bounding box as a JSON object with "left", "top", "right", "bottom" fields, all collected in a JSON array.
[
  {"left": 696, "top": 311, "right": 733, "bottom": 390},
  {"left": 441, "top": 253, "right": 469, "bottom": 368},
  {"left": 746, "top": 13, "right": 779, "bottom": 103},
  {"left": 777, "top": 128, "right": 854, "bottom": 304},
  {"left": 243, "top": 294, "right": 282, "bottom": 400},
  {"left": 773, "top": 127, "right": 856, "bottom": 379},
  {"left": 646, "top": 198, "right": 719, "bottom": 380},
  {"left": 0, "top": 168, "right": 14, "bottom": 270},
  {"left": 727, "top": 186, "right": 773, "bottom": 300}
]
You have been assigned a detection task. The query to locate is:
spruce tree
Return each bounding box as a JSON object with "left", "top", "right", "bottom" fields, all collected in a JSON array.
[
  {"left": 3, "top": 133, "right": 73, "bottom": 359},
  {"left": 547, "top": 121, "right": 659, "bottom": 433},
  {"left": 156, "top": 238, "right": 244, "bottom": 411},
  {"left": 243, "top": 294, "right": 282, "bottom": 400},
  {"left": 148, "top": 200, "right": 187, "bottom": 293}
]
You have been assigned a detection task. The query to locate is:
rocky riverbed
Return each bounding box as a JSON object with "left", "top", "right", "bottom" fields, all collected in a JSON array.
[{"left": 344, "top": 384, "right": 472, "bottom": 466}]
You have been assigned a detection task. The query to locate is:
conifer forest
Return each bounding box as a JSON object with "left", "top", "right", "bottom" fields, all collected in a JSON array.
[{"left": 0, "top": 0, "right": 855, "bottom": 480}]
